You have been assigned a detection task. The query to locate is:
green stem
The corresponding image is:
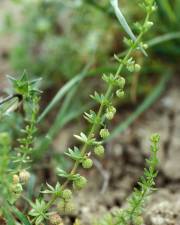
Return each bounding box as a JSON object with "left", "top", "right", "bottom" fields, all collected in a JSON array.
[{"left": 41, "top": 9, "right": 152, "bottom": 218}]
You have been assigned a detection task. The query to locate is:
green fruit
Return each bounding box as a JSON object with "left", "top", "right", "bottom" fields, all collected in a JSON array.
[
  {"left": 94, "top": 145, "right": 105, "bottom": 157},
  {"left": 100, "top": 128, "right": 110, "bottom": 139},
  {"left": 64, "top": 201, "right": 75, "bottom": 214},
  {"left": 82, "top": 158, "right": 93, "bottom": 169},
  {"left": 58, "top": 200, "right": 65, "bottom": 213},
  {"left": 62, "top": 189, "right": 72, "bottom": 200},
  {"left": 73, "top": 176, "right": 87, "bottom": 190}
]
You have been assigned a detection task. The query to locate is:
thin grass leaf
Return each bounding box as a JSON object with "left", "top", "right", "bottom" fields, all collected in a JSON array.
[
  {"left": 157, "top": 0, "right": 176, "bottom": 23},
  {"left": 3, "top": 209, "right": 16, "bottom": 225},
  {"left": 37, "top": 62, "right": 93, "bottom": 122},
  {"left": 12, "top": 206, "right": 31, "bottom": 225},
  {"left": 147, "top": 31, "right": 180, "bottom": 47},
  {"left": 110, "top": 0, "right": 147, "bottom": 56}
]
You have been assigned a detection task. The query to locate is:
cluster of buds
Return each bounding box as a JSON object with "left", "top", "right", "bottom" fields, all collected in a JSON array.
[
  {"left": 49, "top": 213, "right": 64, "bottom": 225},
  {"left": 105, "top": 106, "right": 116, "bottom": 120},
  {"left": 57, "top": 188, "right": 75, "bottom": 215},
  {"left": 115, "top": 76, "right": 126, "bottom": 99},
  {"left": 11, "top": 170, "right": 30, "bottom": 202},
  {"left": 126, "top": 57, "right": 141, "bottom": 73}
]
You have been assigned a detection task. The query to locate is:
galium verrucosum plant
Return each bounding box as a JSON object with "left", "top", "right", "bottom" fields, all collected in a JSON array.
[
  {"left": 0, "top": 72, "right": 41, "bottom": 205},
  {"left": 28, "top": 0, "right": 157, "bottom": 224},
  {"left": 94, "top": 134, "right": 160, "bottom": 225}
]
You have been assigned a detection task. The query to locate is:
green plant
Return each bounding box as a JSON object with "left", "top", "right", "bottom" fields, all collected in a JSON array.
[
  {"left": 0, "top": 0, "right": 159, "bottom": 224},
  {"left": 0, "top": 72, "right": 40, "bottom": 205},
  {"left": 94, "top": 134, "right": 160, "bottom": 225}
]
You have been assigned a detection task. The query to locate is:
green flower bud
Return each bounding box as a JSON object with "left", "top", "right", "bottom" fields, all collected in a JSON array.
[
  {"left": 73, "top": 176, "right": 87, "bottom": 190},
  {"left": 64, "top": 201, "right": 75, "bottom": 214},
  {"left": 94, "top": 145, "right": 105, "bottom": 157},
  {"left": 58, "top": 200, "right": 65, "bottom": 213},
  {"left": 13, "top": 175, "right": 20, "bottom": 184},
  {"left": 100, "top": 128, "right": 110, "bottom": 139},
  {"left": 62, "top": 189, "right": 72, "bottom": 200},
  {"left": 127, "top": 64, "right": 135, "bottom": 72},
  {"left": 105, "top": 111, "right": 114, "bottom": 120},
  {"left": 146, "top": 21, "right": 154, "bottom": 29},
  {"left": 19, "top": 170, "right": 30, "bottom": 183},
  {"left": 151, "top": 5, "right": 157, "bottom": 12},
  {"left": 58, "top": 199, "right": 75, "bottom": 215},
  {"left": 143, "top": 43, "right": 148, "bottom": 49},
  {"left": 105, "top": 106, "right": 116, "bottom": 120},
  {"left": 117, "top": 77, "right": 126, "bottom": 89},
  {"left": 134, "top": 64, "right": 141, "bottom": 72},
  {"left": 150, "top": 133, "right": 160, "bottom": 143},
  {"left": 116, "top": 90, "right": 125, "bottom": 98},
  {"left": 12, "top": 183, "right": 23, "bottom": 194},
  {"left": 82, "top": 158, "right": 93, "bottom": 169},
  {"left": 134, "top": 216, "right": 144, "bottom": 225}
]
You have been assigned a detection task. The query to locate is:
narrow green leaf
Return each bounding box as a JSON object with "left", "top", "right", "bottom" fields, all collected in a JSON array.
[
  {"left": 37, "top": 62, "right": 92, "bottom": 122},
  {"left": 3, "top": 209, "right": 16, "bottom": 225},
  {"left": 12, "top": 207, "right": 31, "bottom": 225}
]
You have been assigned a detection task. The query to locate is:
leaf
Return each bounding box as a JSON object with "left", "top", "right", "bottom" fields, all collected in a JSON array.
[
  {"left": 2, "top": 209, "right": 16, "bottom": 225},
  {"left": 12, "top": 207, "right": 31, "bottom": 225},
  {"left": 37, "top": 62, "right": 92, "bottom": 122},
  {"left": 110, "top": 0, "right": 147, "bottom": 56}
]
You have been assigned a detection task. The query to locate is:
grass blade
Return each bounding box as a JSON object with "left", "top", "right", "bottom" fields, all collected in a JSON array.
[
  {"left": 11, "top": 207, "right": 31, "bottom": 225},
  {"left": 37, "top": 62, "right": 92, "bottom": 122}
]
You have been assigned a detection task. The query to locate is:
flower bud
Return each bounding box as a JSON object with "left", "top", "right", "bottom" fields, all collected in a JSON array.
[
  {"left": 58, "top": 200, "right": 75, "bottom": 215},
  {"left": 19, "top": 170, "right": 30, "bottom": 183},
  {"left": 62, "top": 189, "right": 72, "bottom": 200},
  {"left": 82, "top": 158, "right": 93, "bottom": 169},
  {"left": 105, "top": 106, "right": 116, "bottom": 120},
  {"left": 100, "top": 128, "right": 110, "bottom": 139},
  {"left": 151, "top": 5, "right": 157, "bottom": 12},
  {"left": 94, "top": 145, "right": 105, "bottom": 157},
  {"left": 146, "top": 21, "right": 154, "bottom": 29},
  {"left": 143, "top": 43, "right": 148, "bottom": 49},
  {"left": 134, "top": 64, "right": 141, "bottom": 72},
  {"left": 13, "top": 175, "right": 20, "bottom": 184},
  {"left": 116, "top": 90, "right": 125, "bottom": 98},
  {"left": 12, "top": 183, "right": 23, "bottom": 194},
  {"left": 64, "top": 201, "right": 75, "bottom": 214},
  {"left": 150, "top": 133, "right": 160, "bottom": 143},
  {"left": 58, "top": 200, "right": 65, "bottom": 213},
  {"left": 73, "top": 176, "right": 87, "bottom": 190},
  {"left": 117, "top": 77, "right": 126, "bottom": 89},
  {"left": 105, "top": 111, "right": 114, "bottom": 120},
  {"left": 49, "top": 213, "right": 63, "bottom": 225}
]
